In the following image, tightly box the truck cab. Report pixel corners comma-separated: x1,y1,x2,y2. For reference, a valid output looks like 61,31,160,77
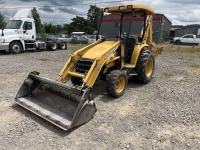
0,9,36,53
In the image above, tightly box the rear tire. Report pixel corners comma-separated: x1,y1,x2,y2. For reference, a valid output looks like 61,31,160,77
59,42,66,50
105,70,127,98
9,41,22,54
49,42,57,51
133,49,155,84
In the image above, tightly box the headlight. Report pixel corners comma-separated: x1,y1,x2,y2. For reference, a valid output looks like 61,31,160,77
0,38,5,43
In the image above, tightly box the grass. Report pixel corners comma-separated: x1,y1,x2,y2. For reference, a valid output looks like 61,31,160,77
156,43,200,57
68,43,200,57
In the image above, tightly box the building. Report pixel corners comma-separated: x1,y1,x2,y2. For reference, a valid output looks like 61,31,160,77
170,25,183,37
98,13,172,43
174,24,200,38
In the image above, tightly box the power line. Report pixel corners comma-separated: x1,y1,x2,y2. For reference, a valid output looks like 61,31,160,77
0,0,134,9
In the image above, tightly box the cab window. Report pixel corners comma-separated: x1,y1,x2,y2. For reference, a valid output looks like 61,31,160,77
183,35,193,38
23,22,32,30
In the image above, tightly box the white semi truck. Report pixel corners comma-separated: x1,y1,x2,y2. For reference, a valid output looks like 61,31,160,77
0,9,66,54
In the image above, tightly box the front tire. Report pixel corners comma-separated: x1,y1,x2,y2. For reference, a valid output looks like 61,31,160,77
9,42,22,54
133,49,155,84
105,70,127,98
175,40,181,45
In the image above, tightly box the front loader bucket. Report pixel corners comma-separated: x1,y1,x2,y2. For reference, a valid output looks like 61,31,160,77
15,72,96,131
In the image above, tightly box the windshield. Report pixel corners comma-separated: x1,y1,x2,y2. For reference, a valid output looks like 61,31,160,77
5,20,22,29
98,13,144,41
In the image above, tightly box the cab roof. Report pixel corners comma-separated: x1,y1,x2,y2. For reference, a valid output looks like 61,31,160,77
100,4,155,16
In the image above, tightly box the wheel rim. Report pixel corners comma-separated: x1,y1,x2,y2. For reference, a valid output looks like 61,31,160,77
115,76,125,93
146,57,153,77
12,44,20,53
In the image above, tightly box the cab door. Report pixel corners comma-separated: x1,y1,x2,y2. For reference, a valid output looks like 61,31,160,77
23,21,35,41
181,35,195,44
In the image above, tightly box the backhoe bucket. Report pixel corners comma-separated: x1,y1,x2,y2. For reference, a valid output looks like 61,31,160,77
15,72,96,130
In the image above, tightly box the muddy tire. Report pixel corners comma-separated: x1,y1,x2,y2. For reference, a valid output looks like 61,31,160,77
49,42,57,51
9,42,22,54
71,76,82,86
133,49,155,84
105,70,127,98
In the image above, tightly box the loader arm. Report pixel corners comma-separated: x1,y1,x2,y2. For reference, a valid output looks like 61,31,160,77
83,41,121,87
60,41,121,87
58,40,102,82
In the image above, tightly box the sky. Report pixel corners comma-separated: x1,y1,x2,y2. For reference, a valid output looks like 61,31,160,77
0,0,200,26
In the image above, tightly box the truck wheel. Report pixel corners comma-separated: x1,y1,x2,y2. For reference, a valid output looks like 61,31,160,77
49,42,57,51
133,49,155,84
59,42,66,50
105,70,127,98
175,40,181,45
71,76,82,86
9,42,22,54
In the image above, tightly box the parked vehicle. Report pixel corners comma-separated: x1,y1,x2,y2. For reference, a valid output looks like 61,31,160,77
57,35,71,43
173,34,200,45
45,35,67,50
71,36,89,44
87,35,106,44
0,9,67,54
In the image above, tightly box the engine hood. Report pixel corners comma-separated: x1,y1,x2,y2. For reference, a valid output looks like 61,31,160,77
82,41,120,59
0,29,21,43
0,29,19,37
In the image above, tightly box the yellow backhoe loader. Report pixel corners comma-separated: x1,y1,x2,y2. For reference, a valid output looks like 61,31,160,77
15,4,163,130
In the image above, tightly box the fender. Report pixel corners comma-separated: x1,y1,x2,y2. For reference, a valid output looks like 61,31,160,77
130,44,149,66
9,40,25,50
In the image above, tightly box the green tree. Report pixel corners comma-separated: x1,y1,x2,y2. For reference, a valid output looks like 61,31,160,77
0,12,6,29
31,7,42,33
64,16,94,34
56,25,63,33
87,5,100,29
44,22,58,34
63,5,100,34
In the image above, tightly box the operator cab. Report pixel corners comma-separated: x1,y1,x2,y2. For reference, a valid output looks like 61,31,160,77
97,4,155,64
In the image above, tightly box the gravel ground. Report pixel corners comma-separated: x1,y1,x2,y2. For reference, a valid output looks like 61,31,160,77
0,45,199,150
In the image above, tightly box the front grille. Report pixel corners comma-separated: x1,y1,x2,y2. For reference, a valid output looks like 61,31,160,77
75,58,93,74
